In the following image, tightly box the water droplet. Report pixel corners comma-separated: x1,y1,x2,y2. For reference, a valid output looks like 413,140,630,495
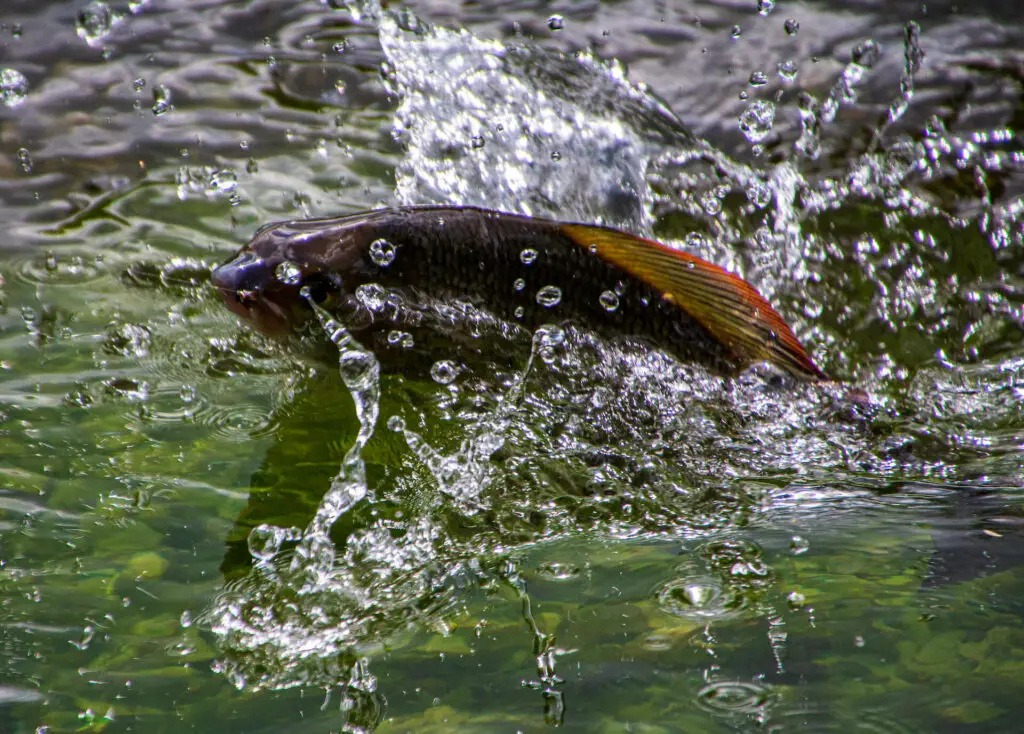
550,151,562,161
547,15,564,31
132,77,145,92
520,248,538,265
513,277,526,291
430,359,459,385
778,59,798,82
784,18,799,36
749,70,768,87
180,610,193,628
387,330,414,348
535,285,562,308
851,40,880,69
789,535,809,554
739,100,776,144
756,0,775,16
247,524,294,562
355,283,387,312
786,590,806,609
731,25,742,39
16,148,32,173
0,68,28,107
599,290,619,312
701,191,723,216
369,238,396,267
71,625,96,650
275,261,302,286
151,85,172,116
339,350,376,389
76,1,114,45
470,135,485,149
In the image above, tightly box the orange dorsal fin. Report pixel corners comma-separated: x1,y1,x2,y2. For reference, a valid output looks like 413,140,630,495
561,224,827,380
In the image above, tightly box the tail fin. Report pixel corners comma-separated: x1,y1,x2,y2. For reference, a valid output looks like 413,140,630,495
562,224,827,380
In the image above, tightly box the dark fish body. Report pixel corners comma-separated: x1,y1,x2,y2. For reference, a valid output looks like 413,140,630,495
212,206,826,379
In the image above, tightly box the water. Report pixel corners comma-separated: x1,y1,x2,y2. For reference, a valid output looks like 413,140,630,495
1,0,1023,731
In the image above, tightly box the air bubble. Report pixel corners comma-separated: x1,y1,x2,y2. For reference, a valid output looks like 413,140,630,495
756,0,775,16
520,248,538,265
749,71,768,87
387,415,405,432
784,18,799,36
547,15,564,31
513,278,526,291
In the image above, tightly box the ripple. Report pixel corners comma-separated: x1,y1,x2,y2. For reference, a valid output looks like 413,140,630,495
775,705,925,734
141,383,211,424
656,575,745,620
12,251,106,287
536,560,582,581
697,680,777,717
205,403,278,442
103,323,152,359
121,258,212,298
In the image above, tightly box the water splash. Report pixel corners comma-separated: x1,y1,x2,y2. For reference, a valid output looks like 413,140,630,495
376,9,692,229
291,287,380,588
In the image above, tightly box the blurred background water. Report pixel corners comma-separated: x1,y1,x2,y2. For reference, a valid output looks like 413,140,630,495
1,0,1023,731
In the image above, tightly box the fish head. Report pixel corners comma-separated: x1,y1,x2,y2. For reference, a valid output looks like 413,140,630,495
211,219,358,335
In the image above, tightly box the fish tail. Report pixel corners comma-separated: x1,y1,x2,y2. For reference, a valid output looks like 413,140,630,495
561,224,828,380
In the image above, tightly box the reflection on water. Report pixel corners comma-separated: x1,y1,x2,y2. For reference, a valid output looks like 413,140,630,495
0,0,1023,731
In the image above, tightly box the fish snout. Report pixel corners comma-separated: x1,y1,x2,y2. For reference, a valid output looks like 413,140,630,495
211,250,300,334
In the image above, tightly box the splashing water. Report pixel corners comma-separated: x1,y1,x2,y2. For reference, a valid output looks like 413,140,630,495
290,287,380,588
204,0,1024,703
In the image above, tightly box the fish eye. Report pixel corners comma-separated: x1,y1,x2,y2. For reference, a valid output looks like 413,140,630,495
301,273,340,305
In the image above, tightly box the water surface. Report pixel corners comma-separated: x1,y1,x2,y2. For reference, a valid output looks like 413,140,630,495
1,0,1023,731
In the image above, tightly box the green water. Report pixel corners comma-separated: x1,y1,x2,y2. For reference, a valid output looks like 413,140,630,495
1,0,1024,731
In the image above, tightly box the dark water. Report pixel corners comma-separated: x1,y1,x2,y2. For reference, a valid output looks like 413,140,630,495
1,0,1023,731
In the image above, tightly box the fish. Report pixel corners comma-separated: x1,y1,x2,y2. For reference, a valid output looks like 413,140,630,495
211,206,827,380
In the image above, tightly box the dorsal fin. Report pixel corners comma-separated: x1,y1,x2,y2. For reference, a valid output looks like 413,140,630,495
561,224,827,380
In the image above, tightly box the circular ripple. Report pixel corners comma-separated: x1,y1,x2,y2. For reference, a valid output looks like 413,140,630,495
13,251,106,287
656,575,745,620
775,705,925,734
204,403,278,442
697,680,777,717
536,560,582,581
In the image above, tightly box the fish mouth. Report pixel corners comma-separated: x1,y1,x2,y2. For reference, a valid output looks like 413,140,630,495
211,252,301,336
